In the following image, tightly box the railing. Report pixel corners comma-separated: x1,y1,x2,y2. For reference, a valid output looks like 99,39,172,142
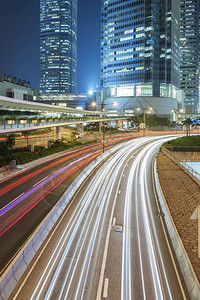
0,117,127,131
164,145,200,152
161,147,200,184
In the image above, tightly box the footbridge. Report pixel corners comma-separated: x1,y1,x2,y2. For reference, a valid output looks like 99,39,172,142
0,96,130,135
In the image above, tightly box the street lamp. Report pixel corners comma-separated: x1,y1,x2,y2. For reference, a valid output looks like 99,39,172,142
89,101,118,152
102,102,118,153
137,107,152,136
171,109,183,122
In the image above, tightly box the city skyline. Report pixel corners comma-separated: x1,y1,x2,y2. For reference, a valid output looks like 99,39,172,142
40,0,77,94
180,0,199,113
101,0,180,96
0,0,101,94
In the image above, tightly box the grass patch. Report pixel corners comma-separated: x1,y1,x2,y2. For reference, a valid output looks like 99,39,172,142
163,135,200,151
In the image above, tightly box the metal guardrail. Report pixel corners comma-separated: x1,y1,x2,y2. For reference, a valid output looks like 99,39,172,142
0,117,128,131
162,147,200,184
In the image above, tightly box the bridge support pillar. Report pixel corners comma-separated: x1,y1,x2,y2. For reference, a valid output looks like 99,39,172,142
56,126,61,140
77,123,84,138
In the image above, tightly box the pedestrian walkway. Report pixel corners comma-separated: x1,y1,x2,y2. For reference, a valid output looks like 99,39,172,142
157,152,200,283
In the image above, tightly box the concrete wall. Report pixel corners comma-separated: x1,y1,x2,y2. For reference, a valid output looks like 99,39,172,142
104,96,178,118
172,152,200,162
0,82,39,101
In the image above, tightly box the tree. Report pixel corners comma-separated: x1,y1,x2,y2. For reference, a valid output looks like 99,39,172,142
70,130,78,142
0,134,15,164
11,77,17,84
6,134,15,151
128,116,141,128
22,80,26,86
182,117,193,136
6,75,11,82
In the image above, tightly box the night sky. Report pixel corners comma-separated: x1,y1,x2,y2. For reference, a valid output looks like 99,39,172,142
0,0,101,94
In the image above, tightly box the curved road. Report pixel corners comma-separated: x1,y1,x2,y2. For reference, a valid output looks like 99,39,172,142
10,136,189,300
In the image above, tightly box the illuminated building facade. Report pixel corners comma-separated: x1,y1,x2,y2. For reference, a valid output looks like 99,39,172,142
180,0,199,113
100,0,180,102
40,0,77,95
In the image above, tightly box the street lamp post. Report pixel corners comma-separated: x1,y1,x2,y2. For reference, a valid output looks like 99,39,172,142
102,102,117,153
91,100,117,153
102,103,105,153
137,107,152,137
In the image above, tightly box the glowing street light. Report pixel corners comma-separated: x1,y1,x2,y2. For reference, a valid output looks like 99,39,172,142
88,90,93,96
137,107,153,136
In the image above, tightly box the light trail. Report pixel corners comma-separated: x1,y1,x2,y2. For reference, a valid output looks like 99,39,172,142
0,154,91,217
26,139,145,300
11,135,187,300
0,153,99,237
0,143,100,197
121,136,185,299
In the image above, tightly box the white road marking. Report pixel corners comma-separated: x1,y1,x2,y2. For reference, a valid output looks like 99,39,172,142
33,176,48,187
103,278,109,298
0,192,24,213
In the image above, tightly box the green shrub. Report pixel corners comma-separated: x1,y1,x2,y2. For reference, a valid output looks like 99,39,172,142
34,145,46,152
163,135,200,151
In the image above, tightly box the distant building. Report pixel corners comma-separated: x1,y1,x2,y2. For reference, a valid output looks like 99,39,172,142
100,0,183,116
180,0,199,113
40,0,77,95
0,73,39,101
40,93,89,110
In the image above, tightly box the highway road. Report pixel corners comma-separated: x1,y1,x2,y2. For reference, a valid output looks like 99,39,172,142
9,135,190,300
0,134,138,272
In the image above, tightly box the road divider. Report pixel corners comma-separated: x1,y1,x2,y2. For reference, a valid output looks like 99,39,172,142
0,143,126,300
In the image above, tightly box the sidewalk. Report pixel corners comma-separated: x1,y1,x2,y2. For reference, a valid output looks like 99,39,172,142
157,152,200,283
0,147,79,182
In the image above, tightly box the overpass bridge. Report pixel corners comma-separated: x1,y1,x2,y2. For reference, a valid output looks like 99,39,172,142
0,95,130,136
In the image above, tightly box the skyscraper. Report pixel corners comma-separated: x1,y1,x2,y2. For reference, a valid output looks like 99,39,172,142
180,0,199,113
40,0,77,95
100,0,180,103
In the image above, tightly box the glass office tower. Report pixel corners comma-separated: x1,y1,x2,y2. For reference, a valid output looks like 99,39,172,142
40,0,77,94
100,0,180,99
180,0,199,113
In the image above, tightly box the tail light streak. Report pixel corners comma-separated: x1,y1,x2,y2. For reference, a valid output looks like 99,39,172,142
0,153,99,237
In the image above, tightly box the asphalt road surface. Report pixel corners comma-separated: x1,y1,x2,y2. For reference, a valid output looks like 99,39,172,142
0,135,136,272
9,135,190,300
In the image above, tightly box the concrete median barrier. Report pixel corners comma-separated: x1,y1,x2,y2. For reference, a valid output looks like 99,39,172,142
0,146,116,299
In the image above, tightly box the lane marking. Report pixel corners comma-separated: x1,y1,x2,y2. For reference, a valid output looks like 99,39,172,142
0,192,24,213
103,278,109,298
33,176,48,187
118,190,121,194
113,218,116,226
96,157,129,300
12,160,99,300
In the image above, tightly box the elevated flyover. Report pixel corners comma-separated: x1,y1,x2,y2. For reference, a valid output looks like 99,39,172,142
0,96,130,134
